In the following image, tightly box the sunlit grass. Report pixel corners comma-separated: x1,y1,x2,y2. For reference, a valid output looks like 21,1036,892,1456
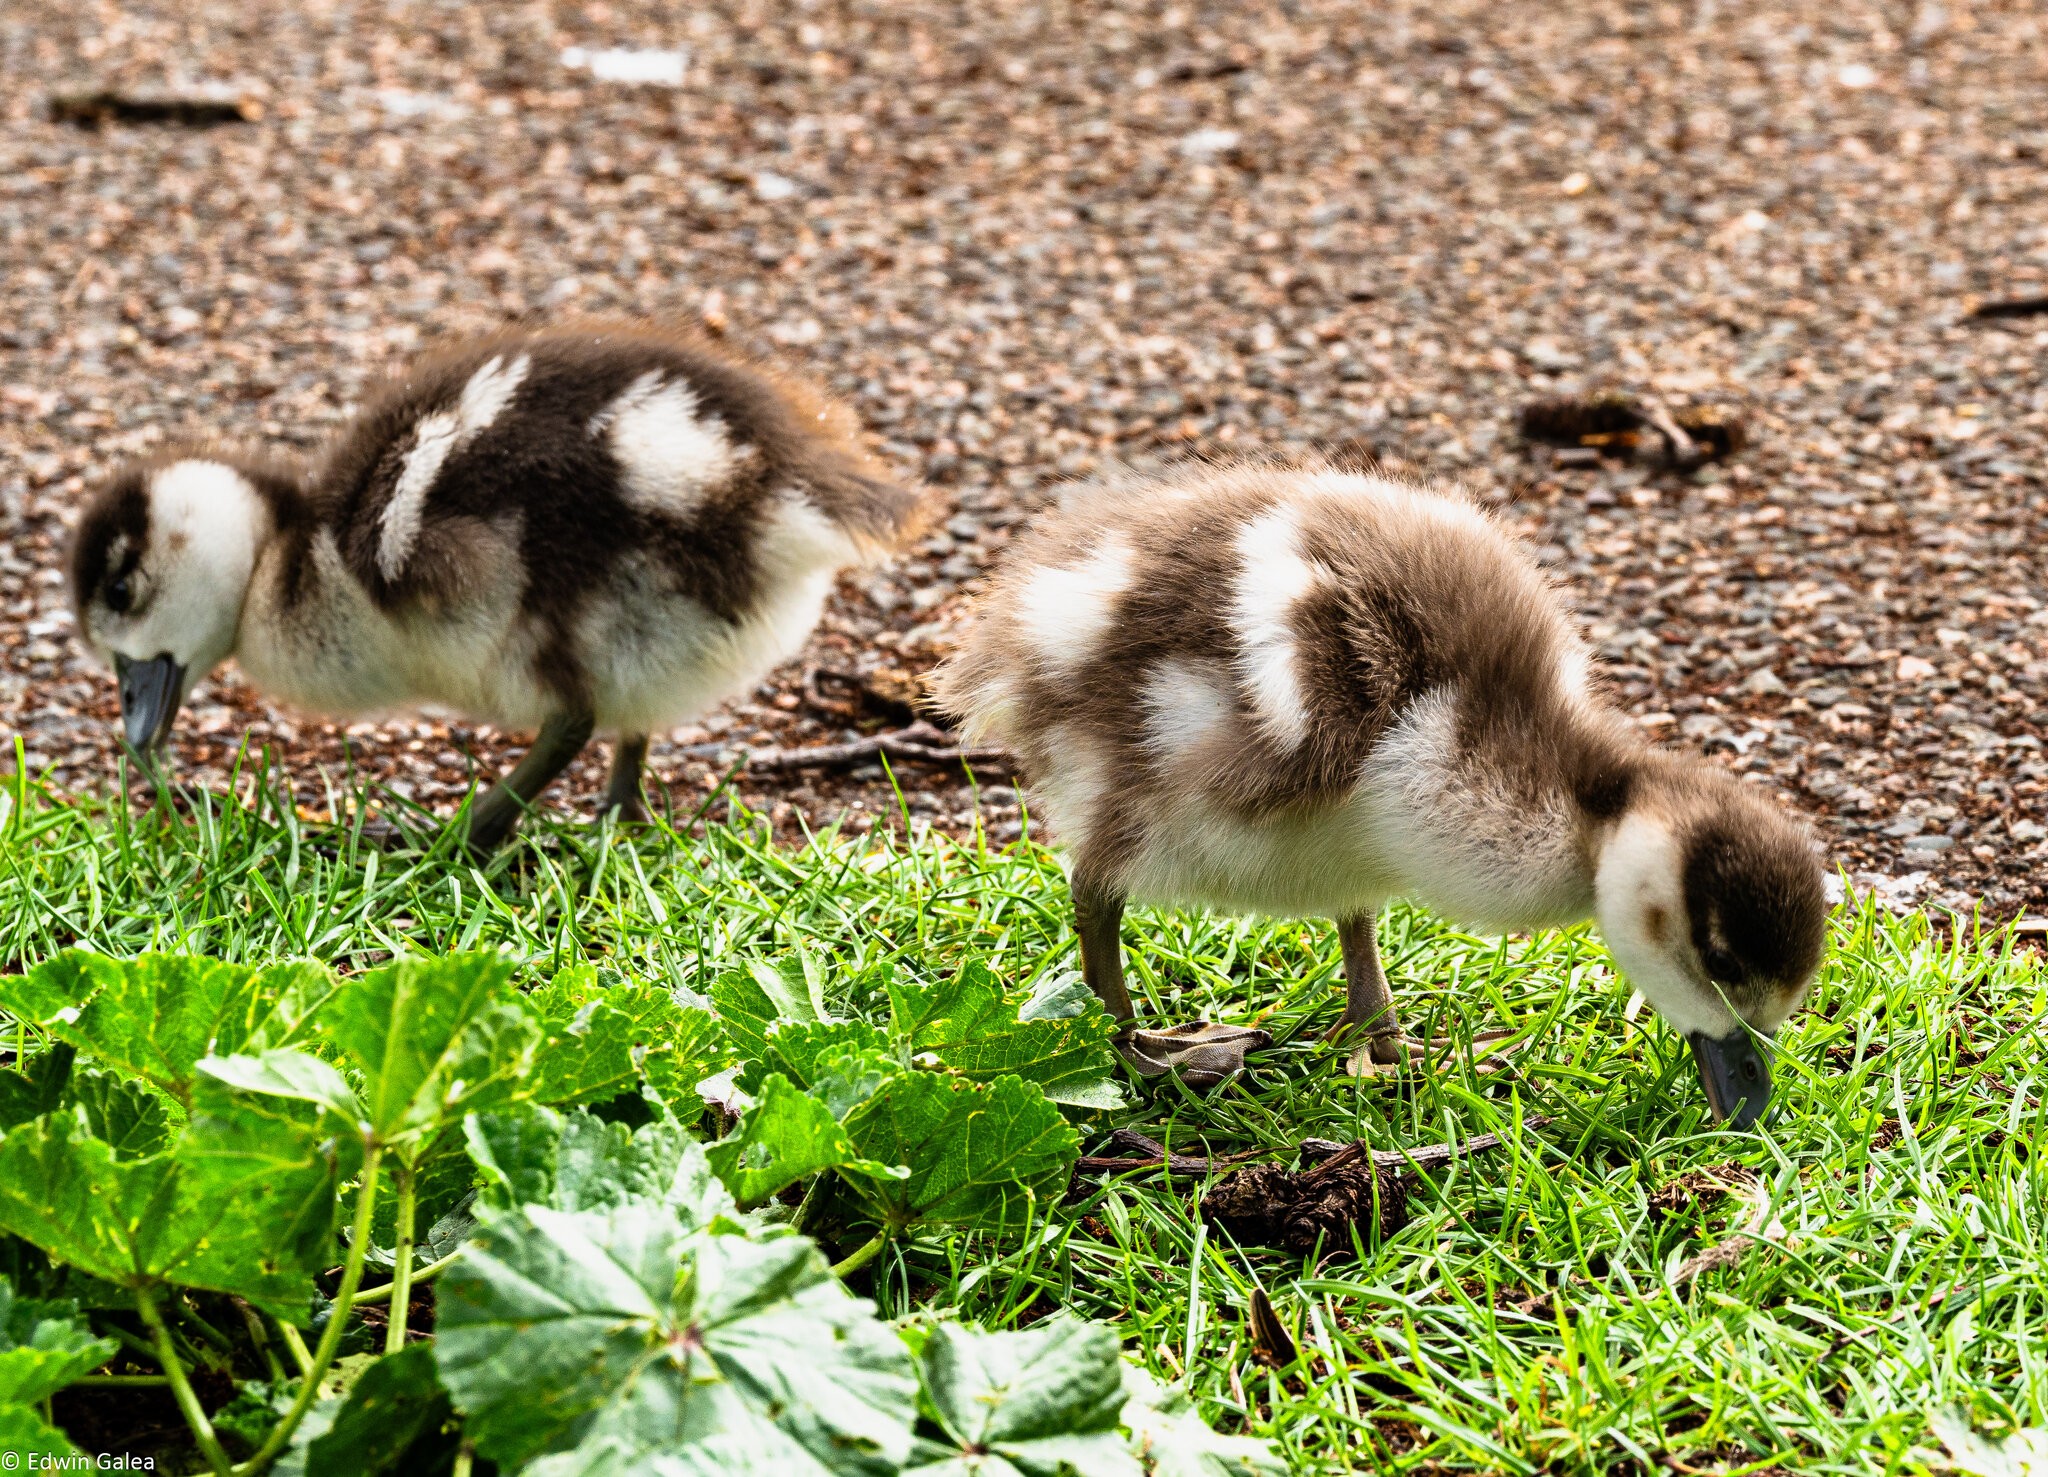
2,756,2044,1473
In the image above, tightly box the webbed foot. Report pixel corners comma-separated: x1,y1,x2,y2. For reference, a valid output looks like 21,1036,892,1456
1116,1022,1273,1091
1340,1027,1522,1079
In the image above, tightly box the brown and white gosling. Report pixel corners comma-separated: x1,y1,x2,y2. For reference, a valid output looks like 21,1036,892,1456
69,321,926,850
932,462,1827,1128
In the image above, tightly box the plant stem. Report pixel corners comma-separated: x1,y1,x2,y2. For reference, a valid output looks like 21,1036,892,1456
452,1441,474,1477
179,1299,238,1356
136,1286,233,1477
73,1374,172,1388
789,1175,823,1235
101,1321,160,1365
233,1143,384,1477
232,1298,284,1382
830,1230,890,1279
274,1319,313,1378
173,1322,228,1376
383,1160,417,1355
351,1244,461,1305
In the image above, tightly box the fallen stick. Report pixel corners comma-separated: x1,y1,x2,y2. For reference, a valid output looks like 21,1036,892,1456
1074,1128,1269,1176
1970,296,2048,320
1077,1119,1557,1179
50,91,259,127
800,666,923,726
1636,398,1703,470
1519,393,1745,467
1298,1117,1552,1173
742,721,1012,775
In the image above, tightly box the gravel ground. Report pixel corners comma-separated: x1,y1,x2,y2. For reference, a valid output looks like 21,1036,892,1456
2,0,2045,917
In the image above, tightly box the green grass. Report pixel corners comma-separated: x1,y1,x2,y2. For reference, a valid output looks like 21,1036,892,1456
2,751,2045,1474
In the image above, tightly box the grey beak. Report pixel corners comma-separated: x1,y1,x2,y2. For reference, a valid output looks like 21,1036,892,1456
114,653,187,752
1688,1028,1773,1130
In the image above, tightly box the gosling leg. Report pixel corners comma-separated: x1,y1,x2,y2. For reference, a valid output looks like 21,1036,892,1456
1075,875,1269,1091
465,710,596,853
1331,910,1519,1078
1332,910,1405,1073
1074,877,1134,1022
603,733,652,824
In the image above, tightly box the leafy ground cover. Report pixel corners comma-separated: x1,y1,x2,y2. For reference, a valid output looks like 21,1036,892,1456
0,760,2044,1474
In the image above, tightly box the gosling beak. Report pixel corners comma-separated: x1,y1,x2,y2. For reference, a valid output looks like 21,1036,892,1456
114,653,187,752
1687,1028,1773,1129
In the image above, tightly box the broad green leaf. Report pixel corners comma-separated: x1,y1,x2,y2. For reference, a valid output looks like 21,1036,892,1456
733,1019,890,1098
1118,1366,1282,1477
416,1194,479,1266
0,1106,336,1318
279,1344,459,1477
466,1103,734,1224
911,1318,1137,1477
436,1205,916,1473
890,963,1123,1110
842,1073,1077,1233
0,954,336,1104
199,1048,360,1125
710,958,832,1068
0,1113,183,1290
213,1376,300,1455
0,1401,80,1462
719,959,1121,1112
319,955,538,1158
1934,1409,2048,1477
706,1073,908,1209
0,1276,118,1406
366,1140,476,1269
811,1046,904,1122
1019,972,1097,1023
0,1044,74,1131
0,1234,125,1313
639,1024,731,1118
527,967,728,1109
523,1432,825,1477
0,1036,73,1130
63,1066,177,1159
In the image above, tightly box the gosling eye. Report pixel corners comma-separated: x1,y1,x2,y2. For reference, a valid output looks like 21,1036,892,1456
1701,945,1747,988
106,574,133,614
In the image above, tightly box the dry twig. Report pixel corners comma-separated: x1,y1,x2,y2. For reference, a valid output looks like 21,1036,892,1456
743,721,1012,775
1970,296,2048,320
50,91,260,127
1074,1128,1268,1176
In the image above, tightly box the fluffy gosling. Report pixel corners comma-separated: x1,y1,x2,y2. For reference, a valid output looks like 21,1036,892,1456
70,321,926,849
932,462,1826,1126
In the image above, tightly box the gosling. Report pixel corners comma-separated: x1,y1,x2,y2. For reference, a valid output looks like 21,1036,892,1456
931,461,1827,1127
69,321,926,850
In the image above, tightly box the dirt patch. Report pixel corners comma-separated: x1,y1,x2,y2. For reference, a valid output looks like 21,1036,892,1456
2,0,2045,913
1646,1163,1757,1223
1203,1154,1415,1251
1199,1121,1545,1253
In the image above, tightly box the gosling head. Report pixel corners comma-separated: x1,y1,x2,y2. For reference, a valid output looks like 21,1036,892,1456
68,449,291,752
1592,766,1828,1130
